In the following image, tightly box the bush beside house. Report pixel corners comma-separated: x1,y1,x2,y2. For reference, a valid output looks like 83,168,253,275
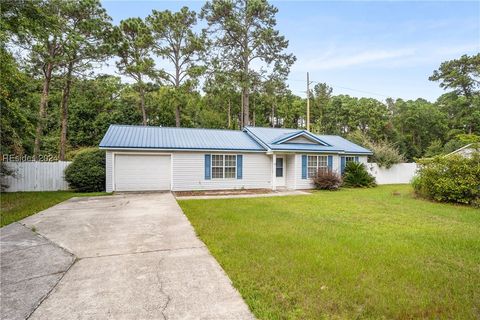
313,170,342,190
313,162,376,190
65,148,105,192
413,153,480,207
343,162,377,188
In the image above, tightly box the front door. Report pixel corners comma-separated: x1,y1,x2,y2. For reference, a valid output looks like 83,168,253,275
275,156,286,187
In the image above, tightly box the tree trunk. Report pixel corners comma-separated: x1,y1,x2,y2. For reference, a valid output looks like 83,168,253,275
227,98,231,129
136,74,147,125
139,85,147,125
240,92,244,128
252,96,256,126
34,62,53,159
175,102,181,127
242,46,250,126
59,62,74,161
242,83,249,127
271,104,275,128
175,63,181,127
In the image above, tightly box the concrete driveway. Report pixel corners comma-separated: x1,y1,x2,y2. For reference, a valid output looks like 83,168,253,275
3,193,253,319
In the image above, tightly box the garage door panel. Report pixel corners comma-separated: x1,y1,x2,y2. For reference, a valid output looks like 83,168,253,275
115,155,171,191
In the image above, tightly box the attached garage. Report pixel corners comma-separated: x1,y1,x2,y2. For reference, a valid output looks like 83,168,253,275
114,154,171,191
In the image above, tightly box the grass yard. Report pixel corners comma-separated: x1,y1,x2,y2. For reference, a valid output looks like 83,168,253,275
179,185,480,319
1,191,109,227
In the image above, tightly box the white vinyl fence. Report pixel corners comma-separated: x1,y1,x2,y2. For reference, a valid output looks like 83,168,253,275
2,161,71,192
366,163,418,185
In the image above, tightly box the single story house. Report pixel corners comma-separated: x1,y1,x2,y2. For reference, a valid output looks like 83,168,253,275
99,125,372,192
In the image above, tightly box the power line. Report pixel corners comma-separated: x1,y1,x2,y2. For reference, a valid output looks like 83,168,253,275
289,78,395,100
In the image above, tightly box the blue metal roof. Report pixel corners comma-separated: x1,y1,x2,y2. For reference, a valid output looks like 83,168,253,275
244,127,373,154
99,124,372,154
99,125,265,151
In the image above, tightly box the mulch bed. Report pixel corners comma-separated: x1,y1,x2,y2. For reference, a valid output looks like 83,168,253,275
173,189,273,197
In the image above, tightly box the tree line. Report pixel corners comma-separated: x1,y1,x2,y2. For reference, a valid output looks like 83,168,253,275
1,0,479,162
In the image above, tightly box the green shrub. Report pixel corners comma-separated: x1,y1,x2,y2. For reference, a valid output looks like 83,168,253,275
369,140,405,168
65,148,105,192
342,162,376,188
413,153,480,206
313,169,342,190
66,147,93,161
0,161,15,192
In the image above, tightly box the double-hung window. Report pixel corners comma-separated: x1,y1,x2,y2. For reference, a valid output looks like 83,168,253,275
307,155,328,178
211,155,236,179
345,156,356,163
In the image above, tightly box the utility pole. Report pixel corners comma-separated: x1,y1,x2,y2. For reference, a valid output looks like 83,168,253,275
306,72,310,131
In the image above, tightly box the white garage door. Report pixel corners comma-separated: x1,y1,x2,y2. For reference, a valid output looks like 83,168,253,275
114,154,171,191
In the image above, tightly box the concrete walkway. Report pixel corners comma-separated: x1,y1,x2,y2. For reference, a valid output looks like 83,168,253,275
176,190,311,200
3,193,253,319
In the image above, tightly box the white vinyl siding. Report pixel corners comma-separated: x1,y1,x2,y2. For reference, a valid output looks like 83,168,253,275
172,152,271,191
106,151,113,192
357,156,368,165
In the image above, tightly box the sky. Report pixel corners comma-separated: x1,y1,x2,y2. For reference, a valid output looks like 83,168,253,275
101,0,480,102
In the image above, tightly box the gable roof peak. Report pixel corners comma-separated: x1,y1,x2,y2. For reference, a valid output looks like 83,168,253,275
271,130,331,146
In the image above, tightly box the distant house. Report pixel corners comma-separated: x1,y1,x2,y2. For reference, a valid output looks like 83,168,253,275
99,125,372,192
446,143,479,158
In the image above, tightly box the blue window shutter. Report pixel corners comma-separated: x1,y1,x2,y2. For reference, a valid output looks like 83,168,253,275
301,155,307,179
355,156,359,162
205,154,211,180
327,155,333,171
237,155,243,179
340,156,346,174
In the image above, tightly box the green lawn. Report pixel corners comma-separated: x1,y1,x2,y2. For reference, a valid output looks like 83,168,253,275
1,191,109,227
179,185,480,319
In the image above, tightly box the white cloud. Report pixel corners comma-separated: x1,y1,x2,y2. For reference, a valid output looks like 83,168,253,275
293,42,479,72
294,48,415,71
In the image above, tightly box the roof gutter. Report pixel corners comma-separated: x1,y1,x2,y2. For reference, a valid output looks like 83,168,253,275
99,146,372,155
267,149,373,155
99,147,266,153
